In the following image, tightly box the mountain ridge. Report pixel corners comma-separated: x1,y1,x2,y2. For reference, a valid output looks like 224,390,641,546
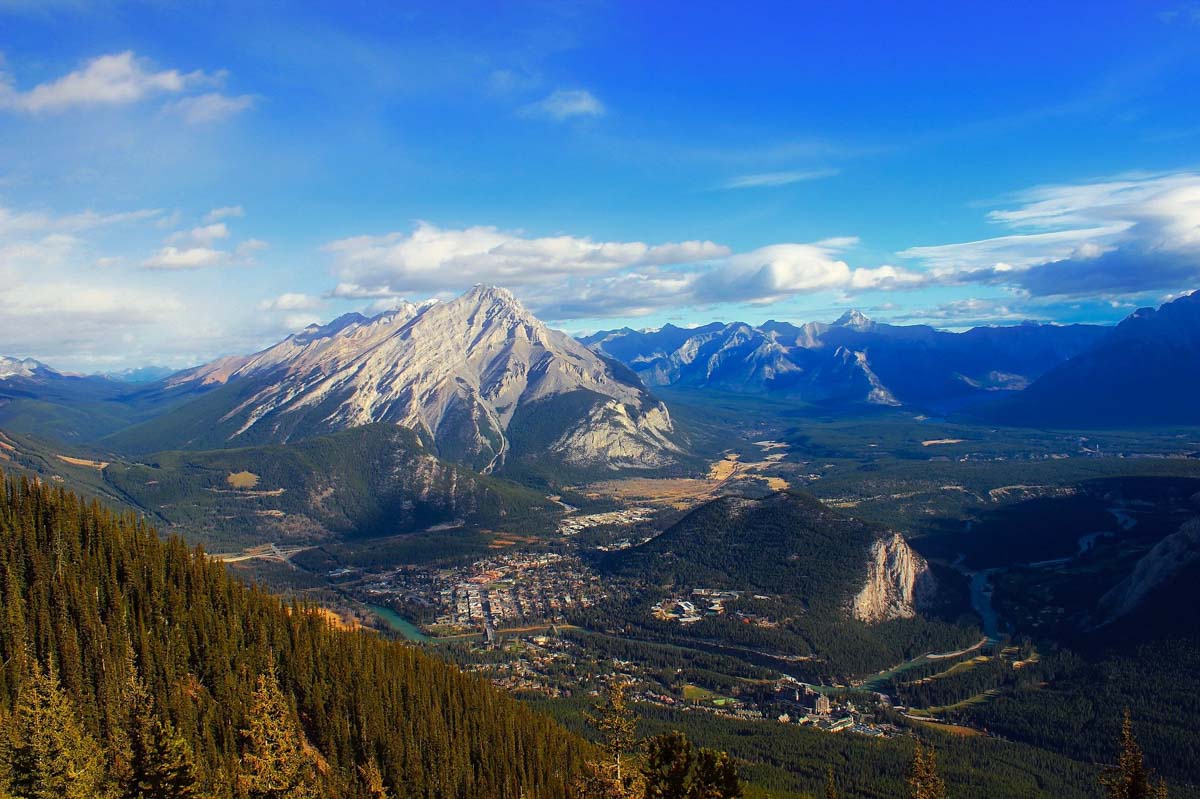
582,312,1107,410
110,285,683,472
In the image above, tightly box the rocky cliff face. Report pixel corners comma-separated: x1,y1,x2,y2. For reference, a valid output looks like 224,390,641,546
1100,519,1200,621
166,286,681,471
852,533,937,623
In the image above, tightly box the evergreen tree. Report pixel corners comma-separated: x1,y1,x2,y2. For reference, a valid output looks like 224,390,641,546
643,732,692,799
639,732,743,799
907,742,947,799
236,670,323,799
124,668,201,799
1,662,108,799
688,749,741,799
1101,710,1169,799
358,760,391,799
574,680,642,799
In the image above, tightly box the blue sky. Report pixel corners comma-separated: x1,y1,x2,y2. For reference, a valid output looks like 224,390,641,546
1,0,1199,370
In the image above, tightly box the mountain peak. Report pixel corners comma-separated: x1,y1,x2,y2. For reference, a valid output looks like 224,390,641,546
461,284,522,309
834,309,873,329
0,356,53,381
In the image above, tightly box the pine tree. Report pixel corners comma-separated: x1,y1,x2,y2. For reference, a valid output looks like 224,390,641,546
124,668,201,799
574,680,643,799
907,742,947,799
638,732,743,799
643,732,692,799
1101,709,1169,799
236,671,322,799
1,662,108,799
688,748,742,799
358,759,390,799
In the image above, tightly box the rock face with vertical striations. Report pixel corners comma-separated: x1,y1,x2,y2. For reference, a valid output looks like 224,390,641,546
851,532,937,623
119,285,681,472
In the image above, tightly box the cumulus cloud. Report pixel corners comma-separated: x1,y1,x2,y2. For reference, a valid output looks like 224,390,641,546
0,199,274,370
165,92,255,123
521,89,605,120
693,240,923,304
168,223,229,246
324,221,729,295
142,246,228,270
235,238,268,259
258,292,324,312
0,51,213,113
719,168,839,189
323,224,931,320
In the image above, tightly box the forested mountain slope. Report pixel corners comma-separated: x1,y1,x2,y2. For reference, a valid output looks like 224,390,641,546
981,291,1200,427
0,473,582,798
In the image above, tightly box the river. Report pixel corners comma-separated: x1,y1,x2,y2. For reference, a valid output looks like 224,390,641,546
366,604,430,642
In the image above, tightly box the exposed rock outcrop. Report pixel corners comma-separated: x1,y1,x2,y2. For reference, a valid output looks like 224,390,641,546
852,533,937,623
1099,519,1200,621
164,285,680,471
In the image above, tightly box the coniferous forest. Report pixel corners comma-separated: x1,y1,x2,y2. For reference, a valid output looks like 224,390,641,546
0,473,582,798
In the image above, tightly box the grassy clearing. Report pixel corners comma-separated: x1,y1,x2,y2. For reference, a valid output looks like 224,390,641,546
226,470,260,489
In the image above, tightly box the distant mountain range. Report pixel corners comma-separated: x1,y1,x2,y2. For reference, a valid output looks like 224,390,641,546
4,289,1198,469
583,311,1107,411
981,291,1200,427
2,286,683,474
584,292,1200,425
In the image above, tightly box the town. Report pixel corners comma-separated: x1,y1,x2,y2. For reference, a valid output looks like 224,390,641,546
355,552,606,636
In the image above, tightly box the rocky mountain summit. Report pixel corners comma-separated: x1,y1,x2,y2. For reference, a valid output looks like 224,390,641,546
148,285,681,471
984,291,1200,426
851,532,937,623
583,311,1105,411
0,356,55,381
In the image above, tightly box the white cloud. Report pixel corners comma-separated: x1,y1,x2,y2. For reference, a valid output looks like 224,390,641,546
235,239,268,259
165,92,255,123
205,205,244,222
0,278,191,365
0,51,213,113
322,223,931,320
899,171,1200,297
323,221,728,294
893,298,1034,324
720,168,840,189
258,292,323,312
521,89,605,120
900,226,1128,275
168,222,229,246
142,246,228,270
0,205,160,235
694,240,923,304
